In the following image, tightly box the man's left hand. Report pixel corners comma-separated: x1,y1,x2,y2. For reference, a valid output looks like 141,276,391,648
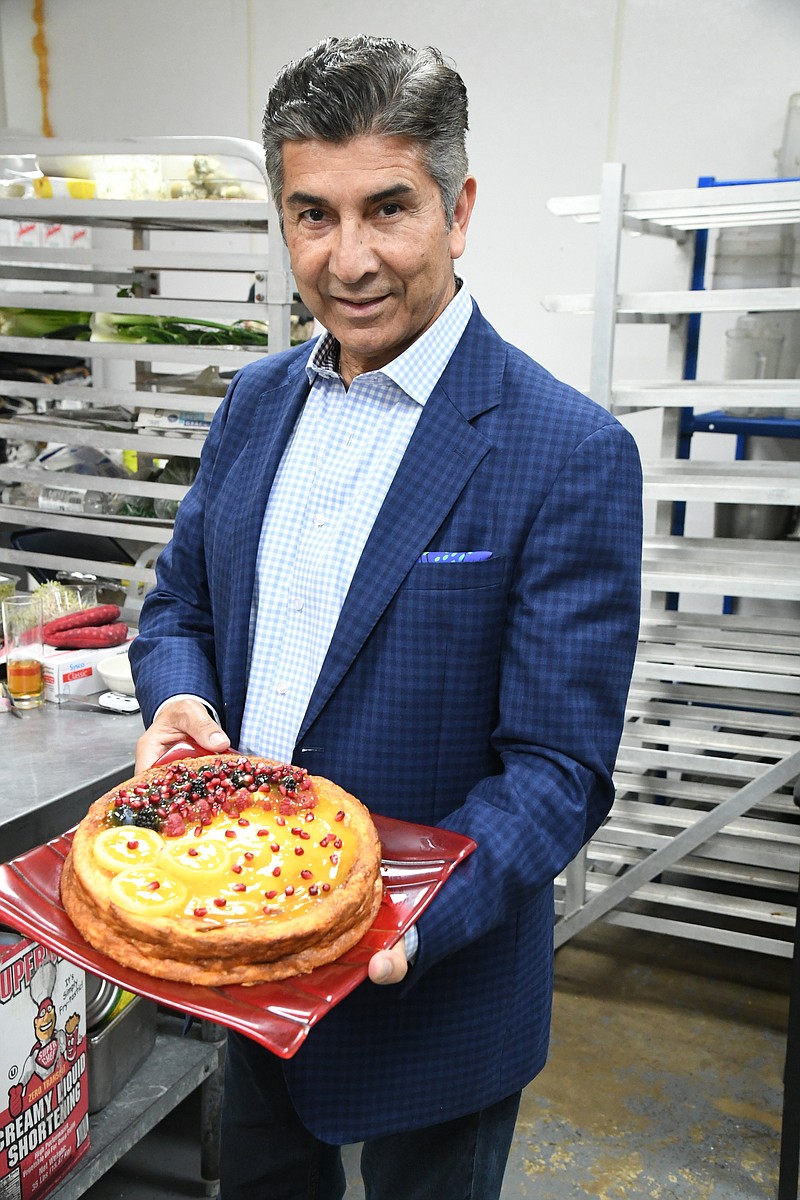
368,942,408,986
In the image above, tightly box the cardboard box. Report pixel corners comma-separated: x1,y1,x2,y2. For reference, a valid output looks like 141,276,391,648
0,937,89,1199
42,639,133,704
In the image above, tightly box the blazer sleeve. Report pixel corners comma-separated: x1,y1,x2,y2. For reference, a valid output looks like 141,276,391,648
411,418,643,976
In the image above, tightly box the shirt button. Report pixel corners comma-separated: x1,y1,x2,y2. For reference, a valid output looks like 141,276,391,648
313,513,326,528
294,597,304,611
275,681,288,695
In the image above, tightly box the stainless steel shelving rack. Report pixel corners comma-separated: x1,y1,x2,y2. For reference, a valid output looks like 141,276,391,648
545,165,800,957
0,137,294,616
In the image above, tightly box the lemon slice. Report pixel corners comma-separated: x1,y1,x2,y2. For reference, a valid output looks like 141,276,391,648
109,867,189,917
93,826,164,872
158,838,233,883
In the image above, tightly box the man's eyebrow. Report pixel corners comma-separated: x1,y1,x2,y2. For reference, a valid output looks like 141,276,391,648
284,183,416,209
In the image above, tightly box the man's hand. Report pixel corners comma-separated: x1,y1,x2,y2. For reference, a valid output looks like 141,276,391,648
135,698,230,772
368,941,408,986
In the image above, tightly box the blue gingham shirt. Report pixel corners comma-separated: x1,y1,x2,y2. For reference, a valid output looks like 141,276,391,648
239,279,472,762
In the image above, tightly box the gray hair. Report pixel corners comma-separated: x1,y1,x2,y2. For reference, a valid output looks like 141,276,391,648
262,35,469,229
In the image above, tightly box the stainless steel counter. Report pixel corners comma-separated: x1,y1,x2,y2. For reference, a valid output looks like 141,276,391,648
0,703,142,859
0,702,225,1197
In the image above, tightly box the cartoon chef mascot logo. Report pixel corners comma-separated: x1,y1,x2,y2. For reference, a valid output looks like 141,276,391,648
7,956,80,1118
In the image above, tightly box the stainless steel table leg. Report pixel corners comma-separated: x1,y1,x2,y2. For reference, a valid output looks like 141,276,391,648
200,1022,226,1196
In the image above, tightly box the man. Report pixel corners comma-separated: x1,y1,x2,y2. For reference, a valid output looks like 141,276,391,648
130,34,642,1200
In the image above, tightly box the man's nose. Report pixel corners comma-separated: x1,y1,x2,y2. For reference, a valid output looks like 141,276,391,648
329,219,379,282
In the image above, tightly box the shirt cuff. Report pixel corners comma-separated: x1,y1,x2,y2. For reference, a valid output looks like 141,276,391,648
403,925,419,964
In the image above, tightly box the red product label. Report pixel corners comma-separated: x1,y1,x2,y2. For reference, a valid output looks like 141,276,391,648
62,668,92,683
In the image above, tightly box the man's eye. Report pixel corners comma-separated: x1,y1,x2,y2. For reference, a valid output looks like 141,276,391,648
380,203,402,217
301,209,326,223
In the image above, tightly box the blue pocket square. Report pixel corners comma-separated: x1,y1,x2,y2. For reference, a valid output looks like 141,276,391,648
417,550,493,563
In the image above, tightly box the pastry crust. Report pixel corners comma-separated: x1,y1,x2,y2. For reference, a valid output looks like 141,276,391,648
61,754,383,985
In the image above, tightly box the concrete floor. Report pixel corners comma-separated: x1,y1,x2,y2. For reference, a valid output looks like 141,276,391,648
78,923,794,1200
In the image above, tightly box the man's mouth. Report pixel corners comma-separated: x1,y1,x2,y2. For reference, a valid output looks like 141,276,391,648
333,294,389,312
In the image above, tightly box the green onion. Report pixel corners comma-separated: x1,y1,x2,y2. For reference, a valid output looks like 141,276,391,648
90,312,269,347
0,307,91,338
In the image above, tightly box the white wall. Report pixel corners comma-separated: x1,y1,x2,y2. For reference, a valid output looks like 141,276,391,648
0,0,798,395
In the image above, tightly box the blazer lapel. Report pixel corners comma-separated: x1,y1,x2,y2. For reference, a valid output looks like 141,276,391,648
297,311,505,741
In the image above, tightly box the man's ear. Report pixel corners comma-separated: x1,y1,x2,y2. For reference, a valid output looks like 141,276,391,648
449,175,477,261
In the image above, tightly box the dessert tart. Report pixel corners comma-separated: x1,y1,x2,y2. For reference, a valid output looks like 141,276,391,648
60,754,383,985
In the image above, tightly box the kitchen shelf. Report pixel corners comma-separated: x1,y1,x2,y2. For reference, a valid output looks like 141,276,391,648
48,1012,224,1200
546,165,800,956
0,136,296,610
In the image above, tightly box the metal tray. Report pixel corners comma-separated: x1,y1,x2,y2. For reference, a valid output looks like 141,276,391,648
87,994,158,1113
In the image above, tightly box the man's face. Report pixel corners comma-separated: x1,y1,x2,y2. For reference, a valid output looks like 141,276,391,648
281,134,475,385
34,1001,56,1043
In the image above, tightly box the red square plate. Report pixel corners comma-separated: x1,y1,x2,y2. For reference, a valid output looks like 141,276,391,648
0,764,475,1058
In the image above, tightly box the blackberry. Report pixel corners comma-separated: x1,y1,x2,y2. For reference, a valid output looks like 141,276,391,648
133,807,163,832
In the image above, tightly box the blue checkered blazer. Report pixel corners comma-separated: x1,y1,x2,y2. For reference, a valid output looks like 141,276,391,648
131,302,643,1142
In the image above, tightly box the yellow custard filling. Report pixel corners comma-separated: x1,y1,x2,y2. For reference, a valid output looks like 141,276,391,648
95,802,355,924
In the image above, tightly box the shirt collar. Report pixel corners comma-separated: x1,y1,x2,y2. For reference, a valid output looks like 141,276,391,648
306,277,472,405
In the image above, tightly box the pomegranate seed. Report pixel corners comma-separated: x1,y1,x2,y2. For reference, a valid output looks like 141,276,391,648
308,885,319,895
334,838,343,849
294,847,304,856
238,817,250,827
146,880,160,891
270,842,280,852
264,890,277,899
300,869,313,879
322,883,331,892
126,839,139,850
276,816,286,826
232,882,246,893
305,812,315,822
225,830,236,839
194,906,208,918
231,863,243,874
285,885,295,896
187,848,199,857
244,851,254,861
291,827,302,836
335,810,345,822
257,828,269,837
272,866,281,877
330,853,339,864
213,897,227,908
194,825,203,837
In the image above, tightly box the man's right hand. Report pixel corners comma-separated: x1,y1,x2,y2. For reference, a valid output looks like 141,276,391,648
135,697,230,772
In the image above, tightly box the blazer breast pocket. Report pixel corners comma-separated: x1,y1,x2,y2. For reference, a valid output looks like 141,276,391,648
402,554,507,592
394,555,509,652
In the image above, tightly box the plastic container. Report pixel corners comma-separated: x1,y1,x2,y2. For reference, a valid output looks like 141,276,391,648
724,315,785,381
713,226,793,290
